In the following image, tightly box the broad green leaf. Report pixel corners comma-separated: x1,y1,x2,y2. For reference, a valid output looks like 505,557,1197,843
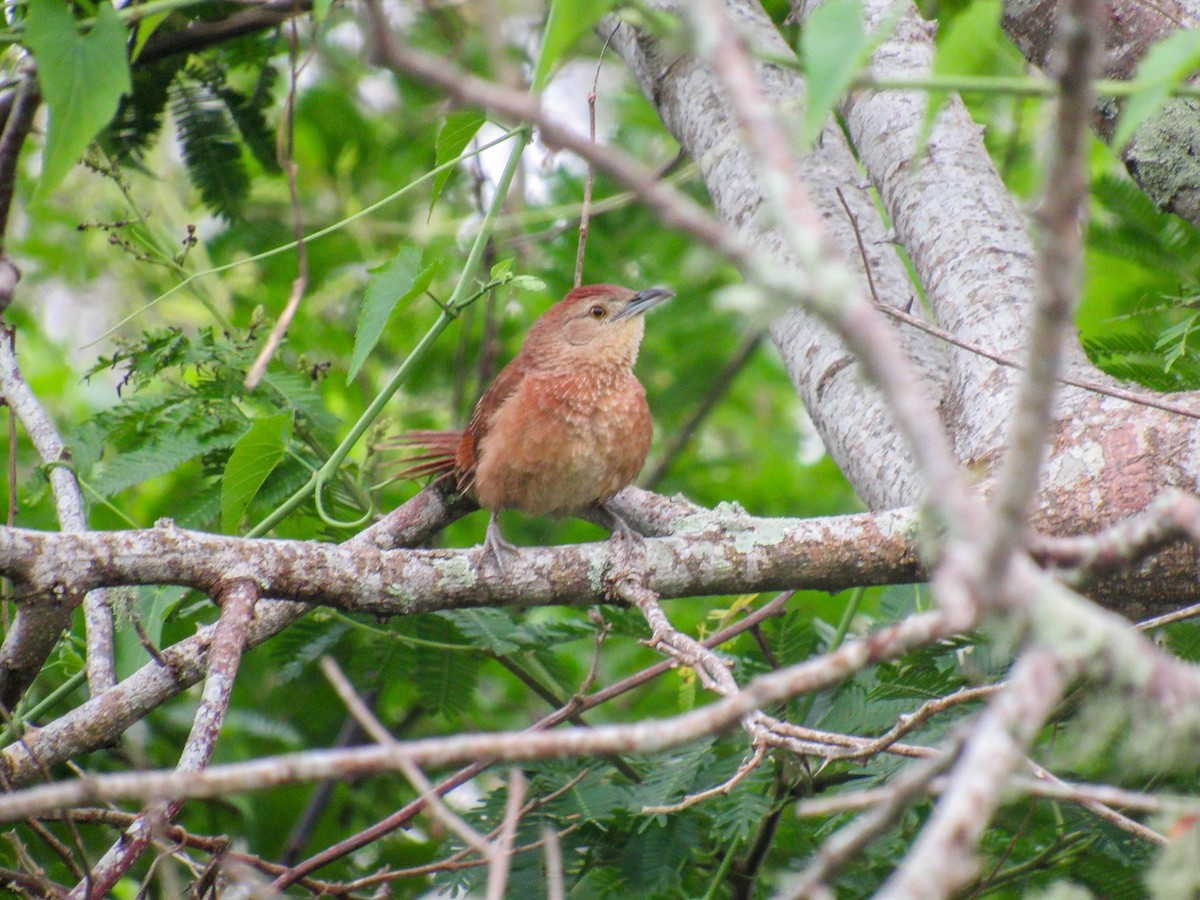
801,0,883,144
1113,29,1200,151
532,0,618,91
25,0,131,193
347,247,436,383
221,412,293,532
429,111,485,214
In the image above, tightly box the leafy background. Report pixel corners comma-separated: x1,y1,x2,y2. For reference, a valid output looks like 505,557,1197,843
2,0,1199,896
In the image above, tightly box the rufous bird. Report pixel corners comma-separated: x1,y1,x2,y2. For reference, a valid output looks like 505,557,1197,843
394,283,673,561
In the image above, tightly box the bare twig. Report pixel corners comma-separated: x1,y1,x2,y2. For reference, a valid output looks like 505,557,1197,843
785,741,961,899
486,769,526,900
0,611,956,823
68,579,260,898
136,0,314,65
874,301,1200,423
0,74,39,256
980,0,1101,588
319,655,491,857
643,743,767,814
273,591,795,888
0,327,115,707
543,823,565,900
574,26,618,285
244,7,314,389
879,647,1073,899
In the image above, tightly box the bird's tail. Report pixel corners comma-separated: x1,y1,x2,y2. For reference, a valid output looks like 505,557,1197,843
380,430,462,481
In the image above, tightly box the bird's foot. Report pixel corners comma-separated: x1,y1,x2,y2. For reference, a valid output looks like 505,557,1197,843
481,512,518,569
601,503,646,561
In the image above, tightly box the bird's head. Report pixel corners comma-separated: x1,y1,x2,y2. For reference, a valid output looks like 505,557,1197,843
524,284,673,371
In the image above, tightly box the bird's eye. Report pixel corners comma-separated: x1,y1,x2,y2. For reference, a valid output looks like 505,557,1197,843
589,305,606,319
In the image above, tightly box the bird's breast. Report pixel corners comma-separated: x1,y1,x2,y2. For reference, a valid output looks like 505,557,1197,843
470,367,652,515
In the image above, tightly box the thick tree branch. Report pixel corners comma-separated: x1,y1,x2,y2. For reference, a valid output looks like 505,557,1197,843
0,504,921,628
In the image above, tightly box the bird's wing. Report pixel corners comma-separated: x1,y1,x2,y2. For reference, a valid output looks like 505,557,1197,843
456,355,530,491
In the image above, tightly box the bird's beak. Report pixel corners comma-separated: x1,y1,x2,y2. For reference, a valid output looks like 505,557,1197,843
615,287,674,319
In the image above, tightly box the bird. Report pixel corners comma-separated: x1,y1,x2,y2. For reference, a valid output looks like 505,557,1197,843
392,283,673,562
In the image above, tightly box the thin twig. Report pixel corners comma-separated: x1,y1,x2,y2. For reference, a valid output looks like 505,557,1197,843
644,744,767,814
980,0,1101,590
574,25,618,286
543,823,565,900
785,741,961,899
272,591,794,887
0,74,39,254
69,580,260,898
486,769,526,900
319,655,491,856
245,7,314,389
0,327,116,705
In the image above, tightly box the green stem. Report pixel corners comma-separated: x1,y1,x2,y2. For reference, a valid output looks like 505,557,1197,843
794,586,867,726
0,669,87,747
701,838,742,900
829,585,866,652
249,127,532,536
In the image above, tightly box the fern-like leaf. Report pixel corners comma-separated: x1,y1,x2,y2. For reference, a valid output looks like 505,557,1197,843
171,77,250,219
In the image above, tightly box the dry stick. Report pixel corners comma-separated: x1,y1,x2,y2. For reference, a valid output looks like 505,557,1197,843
1026,761,1165,846
574,26,617,286
785,738,963,900
58,807,375,897
880,647,1073,899
642,330,765,491
344,825,583,893
1030,489,1200,579
543,824,565,900
4,397,14,629
0,328,116,705
0,74,39,257
318,656,491,857
244,8,313,390
68,580,260,899
273,591,796,888
487,770,527,900
980,0,1101,589
136,0,314,66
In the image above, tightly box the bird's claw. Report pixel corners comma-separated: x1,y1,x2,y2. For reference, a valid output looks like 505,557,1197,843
481,512,518,569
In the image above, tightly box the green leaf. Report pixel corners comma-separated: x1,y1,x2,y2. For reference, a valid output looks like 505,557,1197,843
171,78,250,219
801,0,877,144
220,412,293,532
1113,29,1200,151
430,111,485,214
347,247,436,383
532,0,618,91
25,0,131,192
